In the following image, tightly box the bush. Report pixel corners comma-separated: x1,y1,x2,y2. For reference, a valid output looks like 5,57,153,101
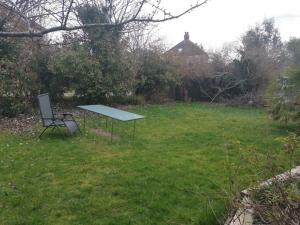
49,47,104,103
0,97,30,118
184,73,244,102
0,21,40,117
49,44,136,104
251,178,300,225
269,65,300,126
0,56,38,117
135,50,180,101
108,95,146,105
37,47,67,101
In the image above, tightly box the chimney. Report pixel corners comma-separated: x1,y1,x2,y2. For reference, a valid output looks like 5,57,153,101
184,32,189,40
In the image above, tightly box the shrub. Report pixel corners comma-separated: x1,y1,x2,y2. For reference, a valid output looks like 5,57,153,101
36,47,67,101
49,47,104,103
0,57,38,117
251,178,300,225
0,97,30,118
135,50,180,101
49,44,136,104
184,73,244,102
0,21,40,117
108,95,145,105
269,65,300,126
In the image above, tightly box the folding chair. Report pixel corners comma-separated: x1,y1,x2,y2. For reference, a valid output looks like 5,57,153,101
37,93,80,137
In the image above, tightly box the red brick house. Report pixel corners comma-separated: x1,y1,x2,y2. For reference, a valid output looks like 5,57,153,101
166,32,209,101
166,32,208,63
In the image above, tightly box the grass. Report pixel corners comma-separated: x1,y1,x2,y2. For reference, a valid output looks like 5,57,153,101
0,103,299,225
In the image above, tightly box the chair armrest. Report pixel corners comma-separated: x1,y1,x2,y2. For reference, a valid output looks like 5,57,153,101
54,112,73,116
54,113,74,119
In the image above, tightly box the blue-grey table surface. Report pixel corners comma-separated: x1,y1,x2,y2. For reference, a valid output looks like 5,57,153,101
77,105,145,121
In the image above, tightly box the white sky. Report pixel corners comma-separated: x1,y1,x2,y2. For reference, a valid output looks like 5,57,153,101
158,0,300,50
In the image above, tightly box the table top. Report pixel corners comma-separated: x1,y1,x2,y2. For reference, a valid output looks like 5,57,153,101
77,105,145,122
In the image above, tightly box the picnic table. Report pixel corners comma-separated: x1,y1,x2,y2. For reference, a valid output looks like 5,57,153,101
77,105,144,142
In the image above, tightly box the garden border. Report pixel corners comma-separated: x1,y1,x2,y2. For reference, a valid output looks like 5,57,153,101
224,166,300,225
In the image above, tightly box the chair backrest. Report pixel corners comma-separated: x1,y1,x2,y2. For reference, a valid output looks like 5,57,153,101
37,93,54,126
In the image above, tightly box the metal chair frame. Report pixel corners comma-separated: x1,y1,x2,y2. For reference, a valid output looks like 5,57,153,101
38,93,80,137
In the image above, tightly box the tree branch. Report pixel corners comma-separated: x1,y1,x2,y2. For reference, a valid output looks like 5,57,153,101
0,0,209,38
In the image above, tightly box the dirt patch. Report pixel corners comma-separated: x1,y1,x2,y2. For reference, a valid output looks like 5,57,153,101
0,109,84,136
90,128,119,140
0,114,39,136
0,107,123,137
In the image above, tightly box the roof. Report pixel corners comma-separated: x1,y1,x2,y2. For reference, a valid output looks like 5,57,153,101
165,32,208,57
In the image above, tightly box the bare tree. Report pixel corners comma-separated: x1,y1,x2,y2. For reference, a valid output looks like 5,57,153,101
198,72,245,103
0,0,209,38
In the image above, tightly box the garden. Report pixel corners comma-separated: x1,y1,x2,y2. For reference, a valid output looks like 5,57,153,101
1,1,300,224
0,103,299,225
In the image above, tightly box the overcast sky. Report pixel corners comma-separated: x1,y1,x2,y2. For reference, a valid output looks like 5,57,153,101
158,0,300,50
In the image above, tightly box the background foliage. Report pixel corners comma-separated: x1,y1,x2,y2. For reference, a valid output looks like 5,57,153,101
0,21,39,117
0,14,300,127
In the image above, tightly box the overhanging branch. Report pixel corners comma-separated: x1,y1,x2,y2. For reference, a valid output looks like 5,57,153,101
0,0,209,38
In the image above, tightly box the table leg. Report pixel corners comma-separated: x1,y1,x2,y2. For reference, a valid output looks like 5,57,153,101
111,119,114,143
84,111,86,130
133,120,136,141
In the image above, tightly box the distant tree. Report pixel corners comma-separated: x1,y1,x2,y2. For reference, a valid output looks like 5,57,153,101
36,45,69,100
269,65,300,125
75,4,136,100
0,20,39,117
0,20,15,58
268,38,300,126
77,3,122,57
49,46,106,103
186,49,244,102
136,49,180,101
238,18,285,103
287,38,300,65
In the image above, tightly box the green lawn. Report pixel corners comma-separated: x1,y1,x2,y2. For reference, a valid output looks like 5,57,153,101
0,103,299,225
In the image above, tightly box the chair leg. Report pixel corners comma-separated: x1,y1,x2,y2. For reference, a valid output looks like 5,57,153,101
51,126,57,132
72,114,80,134
74,120,81,134
39,126,49,138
